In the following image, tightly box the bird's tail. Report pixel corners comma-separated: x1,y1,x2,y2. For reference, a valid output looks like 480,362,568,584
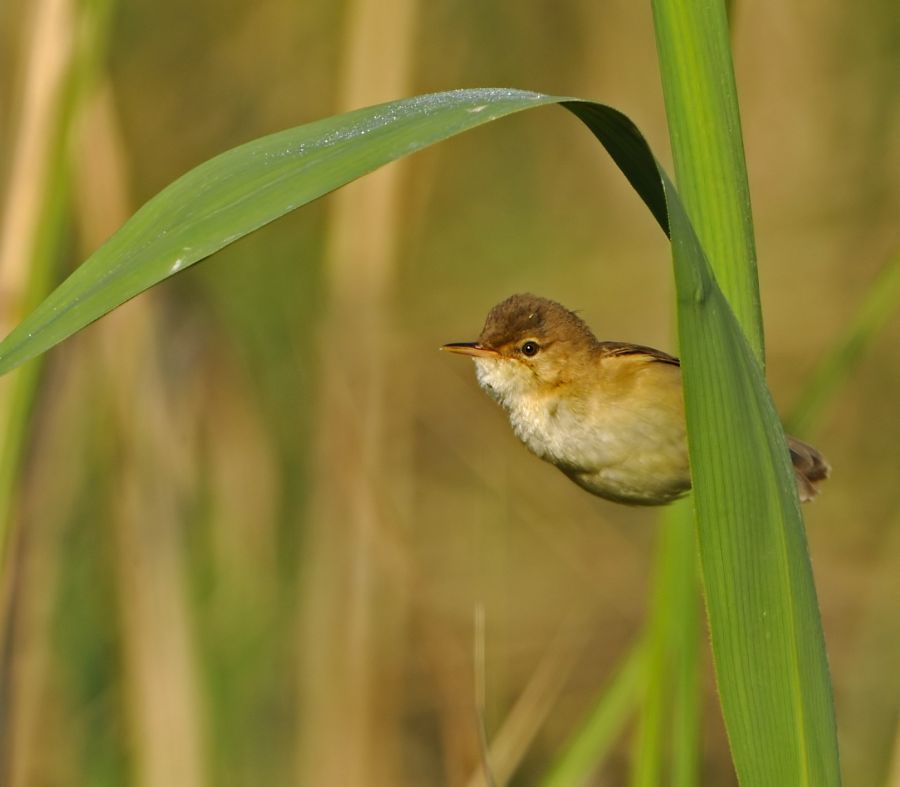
788,435,831,502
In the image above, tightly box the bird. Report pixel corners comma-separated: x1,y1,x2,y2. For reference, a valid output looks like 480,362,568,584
441,293,829,506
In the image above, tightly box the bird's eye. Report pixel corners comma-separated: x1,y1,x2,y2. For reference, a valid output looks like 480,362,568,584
521,341,540,357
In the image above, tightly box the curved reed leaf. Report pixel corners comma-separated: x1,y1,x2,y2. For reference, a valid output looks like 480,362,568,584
0,89,666,375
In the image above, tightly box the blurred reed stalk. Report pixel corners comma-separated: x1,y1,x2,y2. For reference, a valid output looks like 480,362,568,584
540,646,644,787
297,0,419,783
0,1,85,779
72,81,209,787
3,0,207,780
0,0,77,611
630,500,700,787
464,609,592,787
4,353,90,787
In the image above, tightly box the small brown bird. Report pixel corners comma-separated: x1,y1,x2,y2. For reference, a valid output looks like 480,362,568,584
442,294,829,506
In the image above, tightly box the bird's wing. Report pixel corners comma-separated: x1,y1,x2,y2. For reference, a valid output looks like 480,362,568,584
597,342,680,367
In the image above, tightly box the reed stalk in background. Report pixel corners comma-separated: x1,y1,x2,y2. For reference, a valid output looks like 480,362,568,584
1,0,104,782
0,1,98,779
630,501,700,787
77,83,209,787
0,0,76,593
298,0,418,783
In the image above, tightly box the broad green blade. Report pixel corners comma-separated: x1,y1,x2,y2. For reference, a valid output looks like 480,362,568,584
664,170,841,786
0,89,667,375
651,0,841,782
0,87,839,784
651,0,763,361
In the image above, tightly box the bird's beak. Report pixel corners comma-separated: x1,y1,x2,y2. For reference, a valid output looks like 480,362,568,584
440,342,499,359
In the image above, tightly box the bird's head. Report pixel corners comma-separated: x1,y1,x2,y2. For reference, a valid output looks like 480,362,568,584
442,293,599,409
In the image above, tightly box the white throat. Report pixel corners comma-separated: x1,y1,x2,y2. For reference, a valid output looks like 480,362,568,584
472,357,564,463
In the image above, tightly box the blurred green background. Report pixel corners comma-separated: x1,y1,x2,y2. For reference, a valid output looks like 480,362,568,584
1,0,899,785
